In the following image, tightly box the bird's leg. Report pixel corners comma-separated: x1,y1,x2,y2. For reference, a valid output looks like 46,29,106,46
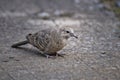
44,53,56,58
41,52,64,58
39,51,56,58
54,52,65,57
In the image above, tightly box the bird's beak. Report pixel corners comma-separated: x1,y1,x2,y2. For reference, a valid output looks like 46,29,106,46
70,33,78,39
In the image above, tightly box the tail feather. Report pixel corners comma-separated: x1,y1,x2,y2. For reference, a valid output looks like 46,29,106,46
11,40,29,48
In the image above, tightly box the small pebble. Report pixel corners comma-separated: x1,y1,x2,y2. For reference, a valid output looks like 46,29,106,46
94,0,100,3
15,59,20,61
2,60,9,62
74,0,80,4
54,10,73,17
97,3,111,10
9,56,14,59
38,12,50,19
97,3,105,9
101,52,106,54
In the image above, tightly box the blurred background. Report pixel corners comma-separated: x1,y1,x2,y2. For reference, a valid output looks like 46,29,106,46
0,0,120,80
0,0,119,19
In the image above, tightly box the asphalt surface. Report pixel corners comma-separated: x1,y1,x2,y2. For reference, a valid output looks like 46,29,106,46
0,0,120,80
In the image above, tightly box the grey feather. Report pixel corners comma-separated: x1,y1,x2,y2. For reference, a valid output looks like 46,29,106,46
11,27,77,55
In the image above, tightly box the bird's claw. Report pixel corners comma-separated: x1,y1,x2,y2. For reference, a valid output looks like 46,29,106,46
55,54,65,57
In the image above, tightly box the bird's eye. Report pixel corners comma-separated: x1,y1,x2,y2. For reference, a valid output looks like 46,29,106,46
66,31,69,33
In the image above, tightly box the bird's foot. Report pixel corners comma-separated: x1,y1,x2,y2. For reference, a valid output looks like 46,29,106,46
51,52,65,57
41,53,55,59
55,53,65,57
41,52,65,58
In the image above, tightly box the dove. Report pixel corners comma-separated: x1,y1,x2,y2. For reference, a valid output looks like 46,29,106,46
11,27,78,58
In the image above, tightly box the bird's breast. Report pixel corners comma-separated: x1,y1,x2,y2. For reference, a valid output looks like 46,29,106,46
47,38,66,53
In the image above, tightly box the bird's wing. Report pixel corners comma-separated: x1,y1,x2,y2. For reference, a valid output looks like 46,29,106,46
33,29,52,51
27,28,62,53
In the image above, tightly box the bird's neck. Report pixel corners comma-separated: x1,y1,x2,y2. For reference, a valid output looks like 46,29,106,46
62,38,67,46
62,36,69,40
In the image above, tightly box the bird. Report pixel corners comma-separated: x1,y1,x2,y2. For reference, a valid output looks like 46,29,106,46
11,27,78,58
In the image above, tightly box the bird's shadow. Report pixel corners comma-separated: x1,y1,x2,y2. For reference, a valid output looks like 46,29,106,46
13,46,46,57
12,46,61,58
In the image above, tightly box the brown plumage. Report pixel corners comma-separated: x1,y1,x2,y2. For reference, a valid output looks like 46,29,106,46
11,27,77,58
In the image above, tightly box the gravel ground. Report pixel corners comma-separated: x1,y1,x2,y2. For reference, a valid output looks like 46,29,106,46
0,0,120,80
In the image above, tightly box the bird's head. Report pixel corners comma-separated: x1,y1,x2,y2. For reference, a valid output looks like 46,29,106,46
59,27,78,40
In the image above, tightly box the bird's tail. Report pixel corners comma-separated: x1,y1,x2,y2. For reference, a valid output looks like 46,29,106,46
11,40,29,48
